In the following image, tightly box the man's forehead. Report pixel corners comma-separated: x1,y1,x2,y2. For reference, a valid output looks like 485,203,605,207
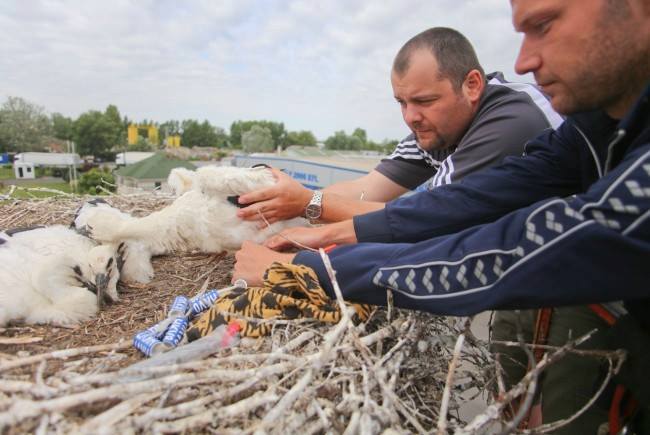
393,50,444,81
408,48,439,67
511,0,559,28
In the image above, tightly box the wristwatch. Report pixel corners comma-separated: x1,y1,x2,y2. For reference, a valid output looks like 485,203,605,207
304,190,323,221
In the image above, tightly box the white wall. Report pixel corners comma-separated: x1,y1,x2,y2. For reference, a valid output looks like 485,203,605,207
14,162,36,179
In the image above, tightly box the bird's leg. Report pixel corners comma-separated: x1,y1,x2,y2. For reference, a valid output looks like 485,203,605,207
88,209,168,247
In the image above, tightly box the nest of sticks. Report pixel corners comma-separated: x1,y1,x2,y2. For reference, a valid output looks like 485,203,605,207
0,188,624,434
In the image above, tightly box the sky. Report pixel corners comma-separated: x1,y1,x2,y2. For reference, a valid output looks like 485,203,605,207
0,0,530,142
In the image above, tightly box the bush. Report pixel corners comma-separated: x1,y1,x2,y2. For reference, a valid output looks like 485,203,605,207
211,149,230,160
78,168,116,194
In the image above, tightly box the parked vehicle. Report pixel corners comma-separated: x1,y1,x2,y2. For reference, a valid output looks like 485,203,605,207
13,152,82,179
13,152,81,167
115,152,155,166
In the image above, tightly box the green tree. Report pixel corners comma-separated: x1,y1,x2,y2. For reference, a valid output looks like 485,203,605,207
181,119,226,147
352,127,368,145
230,120,287,148
324,130,363,150
0,96,52,152
379,139,399,154
242,125,275,153
128,136,156,151
73,107,123,158
214,126,229,148
51,113,74,141
286,130,317,146
106,105,127,148
229,121,244,148
78,167,116,195
159,120,181,144
104,105,121,126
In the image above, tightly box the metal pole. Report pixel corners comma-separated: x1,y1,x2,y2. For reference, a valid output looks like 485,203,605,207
71,141,78,193
67,140,73,191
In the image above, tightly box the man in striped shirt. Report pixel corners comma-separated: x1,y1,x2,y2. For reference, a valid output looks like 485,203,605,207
382,69,562,191
236,27,561,224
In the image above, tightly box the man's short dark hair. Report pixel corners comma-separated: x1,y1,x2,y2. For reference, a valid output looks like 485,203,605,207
393,27,485,89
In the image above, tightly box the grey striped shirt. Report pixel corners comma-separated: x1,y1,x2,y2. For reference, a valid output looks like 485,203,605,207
376,72,563,190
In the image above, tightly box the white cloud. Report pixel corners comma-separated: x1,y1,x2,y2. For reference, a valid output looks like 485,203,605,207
0,0,530,142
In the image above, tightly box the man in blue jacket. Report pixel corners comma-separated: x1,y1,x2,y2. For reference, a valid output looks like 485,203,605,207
234,0,650,431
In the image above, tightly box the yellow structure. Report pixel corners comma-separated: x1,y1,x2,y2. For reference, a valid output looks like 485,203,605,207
128,124,159,146
166,135,181,147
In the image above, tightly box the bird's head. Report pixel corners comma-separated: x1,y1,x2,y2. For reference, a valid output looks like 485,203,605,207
168,167,197,196
85,244,121,309
71,198,108,235
72,199,131,240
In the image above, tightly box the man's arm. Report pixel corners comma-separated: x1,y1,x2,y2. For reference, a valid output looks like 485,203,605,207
319,171,406,222
266,122,583,249
233,240,295,286
354,123,583,243
323,170,409,201
236,169,406,224
293,142,650,315
264,219,357,251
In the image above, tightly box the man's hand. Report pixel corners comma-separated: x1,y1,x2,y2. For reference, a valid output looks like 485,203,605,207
264,226,330,251
232,240,296,287
236,168,312,224
265,220,358,251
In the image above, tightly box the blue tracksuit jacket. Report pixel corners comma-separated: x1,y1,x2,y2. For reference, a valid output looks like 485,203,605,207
294,84,650,320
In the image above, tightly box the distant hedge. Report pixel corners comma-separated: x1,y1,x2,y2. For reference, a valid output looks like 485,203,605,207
78,168,116,195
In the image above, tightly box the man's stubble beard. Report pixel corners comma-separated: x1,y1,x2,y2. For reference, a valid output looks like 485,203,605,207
558,5,649,115
417,134,447,152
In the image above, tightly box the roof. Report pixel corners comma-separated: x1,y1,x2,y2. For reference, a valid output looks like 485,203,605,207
115,152,196,179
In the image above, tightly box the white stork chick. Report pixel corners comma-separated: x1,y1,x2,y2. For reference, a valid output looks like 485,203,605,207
73,199,154,284
75,166,306,260
0,226,121,326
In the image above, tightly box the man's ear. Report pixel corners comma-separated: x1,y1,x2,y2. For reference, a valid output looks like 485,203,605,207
462,69,484,103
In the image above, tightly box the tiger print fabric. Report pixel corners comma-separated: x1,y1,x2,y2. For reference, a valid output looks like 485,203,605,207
187,262,371,339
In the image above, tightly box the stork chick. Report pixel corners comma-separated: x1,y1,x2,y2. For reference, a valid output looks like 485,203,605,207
75,166,306,274
73,199,154,284
0,226,120,326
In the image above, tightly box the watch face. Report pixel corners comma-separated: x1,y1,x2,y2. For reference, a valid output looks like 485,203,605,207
305,190,322,220
305,204,321,219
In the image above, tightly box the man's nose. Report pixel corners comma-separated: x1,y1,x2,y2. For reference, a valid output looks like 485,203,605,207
514,37,542,76
403,105,423,125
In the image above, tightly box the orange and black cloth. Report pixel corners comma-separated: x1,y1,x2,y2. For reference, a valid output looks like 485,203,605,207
187,262,371,339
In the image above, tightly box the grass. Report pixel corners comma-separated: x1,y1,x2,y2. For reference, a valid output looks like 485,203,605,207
1,179,74,198
0,166,14,180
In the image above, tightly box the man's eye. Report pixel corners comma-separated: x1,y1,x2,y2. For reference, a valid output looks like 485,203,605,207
532,18,552,35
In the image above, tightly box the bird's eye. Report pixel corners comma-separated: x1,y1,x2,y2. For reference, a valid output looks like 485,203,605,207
73,265,83,276
107,258,113,269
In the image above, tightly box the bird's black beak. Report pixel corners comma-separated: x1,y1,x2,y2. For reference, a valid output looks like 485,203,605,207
76,225,92,238
95,273,112,309
116,242,126,272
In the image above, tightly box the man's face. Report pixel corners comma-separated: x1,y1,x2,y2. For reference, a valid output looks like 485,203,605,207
512,0,650,117
391,50,477,151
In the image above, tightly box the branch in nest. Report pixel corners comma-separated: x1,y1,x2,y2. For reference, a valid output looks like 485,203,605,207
0,341,131,374
459,329,625,434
